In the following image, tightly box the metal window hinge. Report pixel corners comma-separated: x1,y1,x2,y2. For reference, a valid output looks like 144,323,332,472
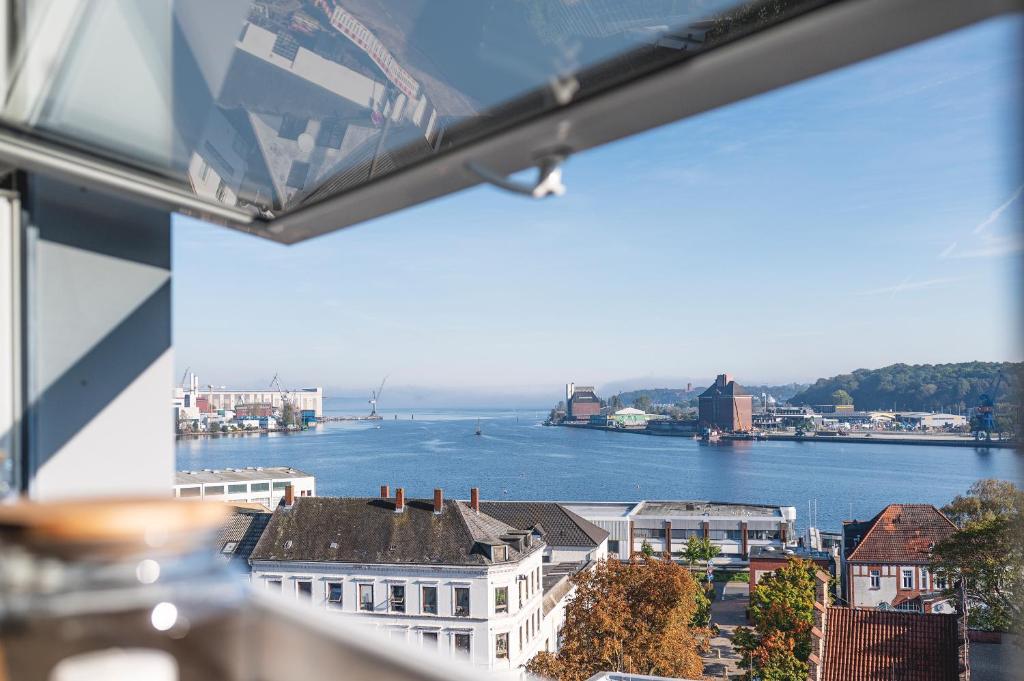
465,151,568,199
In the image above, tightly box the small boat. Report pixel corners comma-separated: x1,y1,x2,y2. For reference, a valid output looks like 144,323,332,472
475,419,482,436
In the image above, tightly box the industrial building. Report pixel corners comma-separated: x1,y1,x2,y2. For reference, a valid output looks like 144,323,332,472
174,466,316,508
698,374,753,432
565,383,601,421
173,372,324,422
561,500,797,564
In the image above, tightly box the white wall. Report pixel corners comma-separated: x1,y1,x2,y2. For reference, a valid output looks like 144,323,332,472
251,549,549,672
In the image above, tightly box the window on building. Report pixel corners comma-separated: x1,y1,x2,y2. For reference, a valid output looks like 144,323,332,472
491,545,508,561
496,632,509,659
896,600,920,612
519,626,524,651
297,580,312,599
526,618,532,640
543,554,552,563
421,585,438,615
870,570,880,589
220,541,237,555
671,529,701,540
327,582,343,605
250,482,270,492
608,540,620,554
178,486,201,498
921,567,930,591
454,587,470,617
519,580,526,607
389,584,406,613
454,633,471,657
272,481,290,490
267,579,282,591
227,483,247,494
495,586,508,613
204,485,224,496
422,631,438,649
359,584,374,611
747,529,781,541
634,528,666,539
902,569,914,589
935,574,948,590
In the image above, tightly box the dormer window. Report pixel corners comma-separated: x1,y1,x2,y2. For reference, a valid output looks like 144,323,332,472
491,545,508,561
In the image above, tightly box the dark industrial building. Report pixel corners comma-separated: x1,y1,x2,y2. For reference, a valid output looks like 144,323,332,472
565,383,602,420
698,374,753,432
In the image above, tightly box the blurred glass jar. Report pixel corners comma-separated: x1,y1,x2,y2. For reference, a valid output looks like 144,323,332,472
0,498,251,681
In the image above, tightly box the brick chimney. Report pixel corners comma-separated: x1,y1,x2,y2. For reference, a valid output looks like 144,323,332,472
434,488,443,514
470,487,480,513
380,484,390,499
284,483,295,507
395,487,405,513
955,579,971,681
807,570,830,681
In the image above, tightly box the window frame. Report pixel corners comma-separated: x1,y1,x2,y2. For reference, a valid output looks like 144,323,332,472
495,632,509,660
389,584,406,613
869,569,880,589
358,583,374,612
421,585,438,615
495,586,508,614
901,568,914,590
327,581,343,606
453,586,470,617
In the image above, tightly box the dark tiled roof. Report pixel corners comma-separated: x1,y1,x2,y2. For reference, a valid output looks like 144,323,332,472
216,507,272,567
699,381,750,398
822,607,960,681
250,497,533,566
843,517,876,559
846,504,956,564
478,501,610,548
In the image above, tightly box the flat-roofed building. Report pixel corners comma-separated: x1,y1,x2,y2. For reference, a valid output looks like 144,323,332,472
566,383,601,420
174,466,316,508
561,500,797,563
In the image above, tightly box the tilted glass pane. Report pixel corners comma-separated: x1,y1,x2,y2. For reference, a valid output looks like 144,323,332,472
0,0,808,220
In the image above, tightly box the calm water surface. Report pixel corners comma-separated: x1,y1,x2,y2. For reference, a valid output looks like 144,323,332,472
176,406,1022,534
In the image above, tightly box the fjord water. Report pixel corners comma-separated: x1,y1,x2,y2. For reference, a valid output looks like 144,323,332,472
176,406,1021,534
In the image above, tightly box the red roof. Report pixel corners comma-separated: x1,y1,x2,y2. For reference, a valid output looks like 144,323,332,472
846,504,956,564
822,607,960,681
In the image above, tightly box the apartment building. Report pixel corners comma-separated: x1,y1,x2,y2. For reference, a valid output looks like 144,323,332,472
249,488,572,673
174,467,315,508
841,504,957,612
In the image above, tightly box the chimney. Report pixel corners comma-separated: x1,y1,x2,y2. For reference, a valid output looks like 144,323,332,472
470,487,480,513
434,488,444,514
380,484,390,499
807,570,830,681
395,488,405,513
284,483,295,507
956,579,971,681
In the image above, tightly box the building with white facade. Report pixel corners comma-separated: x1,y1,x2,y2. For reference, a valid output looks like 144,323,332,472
174,466,316,508
173,372,323,423
562,500,797,563
841,504,957,612
478,501,609,564
250,488,588,673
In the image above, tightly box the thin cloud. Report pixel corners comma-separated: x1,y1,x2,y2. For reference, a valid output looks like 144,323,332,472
972,183,1023,235
857,276,965,296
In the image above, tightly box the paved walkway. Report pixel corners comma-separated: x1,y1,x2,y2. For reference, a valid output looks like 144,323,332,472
702,581,749,680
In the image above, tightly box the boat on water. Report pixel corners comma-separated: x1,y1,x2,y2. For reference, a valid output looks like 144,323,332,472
700,427,720,442
475,419,482,436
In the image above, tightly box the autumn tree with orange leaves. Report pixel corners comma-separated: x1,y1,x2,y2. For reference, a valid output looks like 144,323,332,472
526,555,709,681
734,558,819,681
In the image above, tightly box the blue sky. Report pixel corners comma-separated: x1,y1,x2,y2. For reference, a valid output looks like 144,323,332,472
174,16,1023,405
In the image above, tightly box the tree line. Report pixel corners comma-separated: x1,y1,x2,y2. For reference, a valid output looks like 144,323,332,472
790,361,1021,412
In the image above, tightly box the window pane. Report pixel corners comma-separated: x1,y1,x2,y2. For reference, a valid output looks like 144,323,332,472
359,584,373,611
227,484,247,494
454,587,470,617
422,586,438,615
327,582,343,604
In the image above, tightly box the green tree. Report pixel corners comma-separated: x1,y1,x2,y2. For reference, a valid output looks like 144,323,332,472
830,389,854,406
640,539,655,558
734,558,819,681
281,401,295,427
526,557,709,681
633,395,654,413
932,479,1024,632
680,535,721,566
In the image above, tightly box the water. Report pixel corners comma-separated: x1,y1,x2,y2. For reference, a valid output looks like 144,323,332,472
176,406,1022,533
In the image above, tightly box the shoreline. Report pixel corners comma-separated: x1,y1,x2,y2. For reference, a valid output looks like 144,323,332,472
555,423,1019,449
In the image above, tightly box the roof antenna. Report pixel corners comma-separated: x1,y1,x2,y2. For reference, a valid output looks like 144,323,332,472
466,150,569,199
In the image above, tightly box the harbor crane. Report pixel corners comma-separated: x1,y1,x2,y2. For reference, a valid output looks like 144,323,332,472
271,373,294,426
368,375,388,419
